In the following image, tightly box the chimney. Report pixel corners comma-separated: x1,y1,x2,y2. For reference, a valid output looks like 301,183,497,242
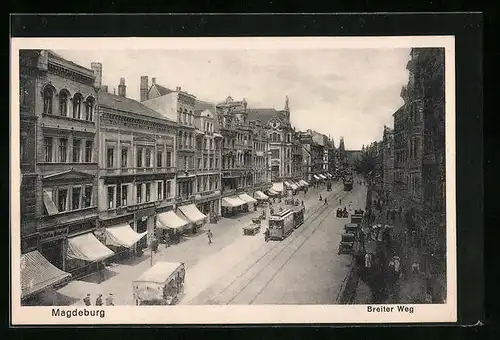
140,76,149,102
176,86,181,92
91,62,102,89
101,85,108,93
118,78,126,98
152,77,156,84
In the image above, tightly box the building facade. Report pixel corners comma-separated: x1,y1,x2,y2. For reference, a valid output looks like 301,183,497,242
251,119,271,189
96,77,178,257
30,51,100,276
382,126,395,196
393,105,407,207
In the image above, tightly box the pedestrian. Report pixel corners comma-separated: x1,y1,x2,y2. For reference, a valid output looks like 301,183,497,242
105,293,114,306
339,198,342,205
83,293,91,306
207,229,213,245
95,293,103,306
301,200,304,207
324,198,328,205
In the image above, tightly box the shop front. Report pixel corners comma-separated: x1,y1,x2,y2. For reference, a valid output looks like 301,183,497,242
127,203,157,254
238,193,258,211
195,191,221,223
221,196,247,217
178,203,207,233
156,210,189,244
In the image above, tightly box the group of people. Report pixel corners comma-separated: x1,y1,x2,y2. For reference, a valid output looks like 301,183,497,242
83,293,114,306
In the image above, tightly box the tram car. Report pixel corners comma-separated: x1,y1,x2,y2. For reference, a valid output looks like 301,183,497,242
343,176,353,191
268,208,295,240
291,205,305,229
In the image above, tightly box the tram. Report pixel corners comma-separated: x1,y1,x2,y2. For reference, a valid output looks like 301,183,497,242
292,205,305,229
268,208,295,240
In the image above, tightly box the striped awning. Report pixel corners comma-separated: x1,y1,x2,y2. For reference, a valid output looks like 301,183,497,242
254,191,269,200
66,233,114,262
319,174,327,179
21,250,71,299
222,196,247,208
104,223,147,248
313,175,320,180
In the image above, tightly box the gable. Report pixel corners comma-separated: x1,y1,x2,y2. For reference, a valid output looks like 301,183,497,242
43,169,95,181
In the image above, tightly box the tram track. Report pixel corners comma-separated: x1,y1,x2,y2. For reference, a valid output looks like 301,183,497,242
190,187,348,305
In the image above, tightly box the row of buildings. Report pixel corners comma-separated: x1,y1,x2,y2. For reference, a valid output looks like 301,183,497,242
366,48,446,300
18,50,338,301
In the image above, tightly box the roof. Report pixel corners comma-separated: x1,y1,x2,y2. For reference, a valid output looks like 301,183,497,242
99,91,176,124
47,50,95,78
195,99,215,111
153,84,174,96
247,108,281,124
134,262,183,283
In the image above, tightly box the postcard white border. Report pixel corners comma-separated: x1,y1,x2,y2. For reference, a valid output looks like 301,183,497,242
10,36,456,325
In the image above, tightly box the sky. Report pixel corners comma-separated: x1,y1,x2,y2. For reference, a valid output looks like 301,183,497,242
55,48,410,150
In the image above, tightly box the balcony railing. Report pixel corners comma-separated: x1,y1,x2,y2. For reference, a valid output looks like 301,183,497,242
104,166,175,176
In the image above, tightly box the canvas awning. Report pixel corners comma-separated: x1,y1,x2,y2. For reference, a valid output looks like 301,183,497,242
104,223,147,248
319,174,327,179
238,193,257,204
157,211,189,230
178,204,207,224
266,189,279,196
327,172,333,177
21,250,71,299
272,182,284,193
66,233,114,262
313,175,320,180
43,189,59,215
254,191,269,200
290,182,299,190
299,179,309,186
222,196,247,208
213,133,223,138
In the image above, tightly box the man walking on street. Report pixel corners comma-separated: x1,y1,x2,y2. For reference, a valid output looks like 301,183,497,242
207,229,213,245
95,293,103,306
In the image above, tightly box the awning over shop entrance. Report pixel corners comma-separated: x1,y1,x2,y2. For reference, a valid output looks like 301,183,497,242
313,175,320,180
299,179,309,186
21,250,71,299
272,182,284,193
254,190,269,200
222,196,247,208
179,204,207,224
66,233,114,262
327,172,333,177
238,193,257,204
266,189,279,196
319,174,327,179
104,223,147,248
157,211,189,230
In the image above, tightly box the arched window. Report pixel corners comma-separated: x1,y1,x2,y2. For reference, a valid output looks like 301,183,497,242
43,86,54,114
72,93,83,119
178,131,183,148
59,90,69,116
184,132,188,147
188,133,193,148
85,96,95,121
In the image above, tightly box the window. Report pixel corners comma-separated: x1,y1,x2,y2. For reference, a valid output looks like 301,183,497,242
184,156,188,170
137,184,143,203
73,139,81,162
85,97,94,121
121,148,128,168
107,147,114,168
85,141,93,162
57,188,68,212
145,149,152,167
72,94,83,119
197,178,202,191
44,137,53,162
271,149,280,158
157,151,162,167
215,158,219,169
121,184,128,206
210,158,213,169
43,87,53,114
165,181,171,198
83,185,92,207
197,158,202,169
145,183,151,202
204,158,207,169
157,182,163,200
72,187,81,210
137,148,143,167
107,186,115,209
166,151,172,167
58,138,68,162
59,91,68,116
20,136,26,163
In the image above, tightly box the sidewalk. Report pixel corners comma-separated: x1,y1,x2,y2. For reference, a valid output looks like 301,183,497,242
56,185,338,306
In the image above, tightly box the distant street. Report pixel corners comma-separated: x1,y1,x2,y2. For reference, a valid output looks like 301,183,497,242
184,181,367,305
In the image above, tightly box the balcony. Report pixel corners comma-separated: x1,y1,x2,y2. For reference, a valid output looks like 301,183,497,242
104,166,175,176
221,170,242,178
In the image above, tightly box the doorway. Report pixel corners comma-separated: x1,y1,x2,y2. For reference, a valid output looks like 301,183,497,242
40,239,63,270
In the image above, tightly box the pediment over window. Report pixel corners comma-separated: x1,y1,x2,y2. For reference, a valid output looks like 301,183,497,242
43,169,95,181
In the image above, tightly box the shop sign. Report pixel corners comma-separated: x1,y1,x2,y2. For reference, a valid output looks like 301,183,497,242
126,202,156,212
39,227,68,243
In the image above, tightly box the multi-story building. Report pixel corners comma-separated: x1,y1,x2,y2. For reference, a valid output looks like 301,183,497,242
326,138,336,177
19,50,40,255
96,76,178,258
140,78,209,231
299,130,326,183
193,100,223,220
247,97,294,183
29,51,100,278
382,126,395,197
250,119,271,190
393,105,407,207
299,132,313,183
291,131,304,181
